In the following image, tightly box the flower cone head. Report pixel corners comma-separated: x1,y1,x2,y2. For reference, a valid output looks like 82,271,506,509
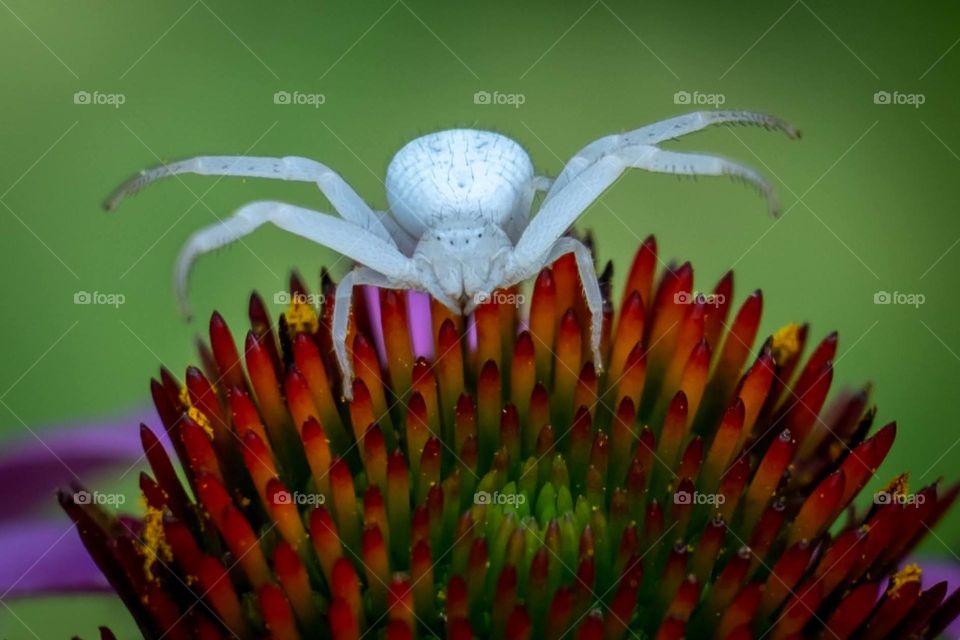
62,236,960,640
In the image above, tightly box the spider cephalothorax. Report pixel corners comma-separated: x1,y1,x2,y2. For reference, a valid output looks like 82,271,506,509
106,111,799,395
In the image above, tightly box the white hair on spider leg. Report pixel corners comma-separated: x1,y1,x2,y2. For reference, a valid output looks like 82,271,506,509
106,110,799,398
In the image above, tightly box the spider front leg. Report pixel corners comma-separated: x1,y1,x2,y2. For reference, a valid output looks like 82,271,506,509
627,146,781,215
510,141,782,369
106,155,398,246
505,236,605,373
331,267,401,400
546,110,798,202
173,200,414,316
503,175,554,242
546,237,605,371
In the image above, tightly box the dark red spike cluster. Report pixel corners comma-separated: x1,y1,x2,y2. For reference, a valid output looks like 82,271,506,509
61,237,958,640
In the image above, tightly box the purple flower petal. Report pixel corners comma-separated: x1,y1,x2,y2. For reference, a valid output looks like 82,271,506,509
0,409,164,598
406,290,435,359
0,519,110,597
362,286,437,362
0,409,155,521
910,556,960,639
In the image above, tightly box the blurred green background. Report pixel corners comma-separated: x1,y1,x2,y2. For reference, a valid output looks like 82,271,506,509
2,0,960,636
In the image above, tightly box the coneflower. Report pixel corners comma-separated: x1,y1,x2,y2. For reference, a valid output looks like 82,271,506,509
61,236,960,640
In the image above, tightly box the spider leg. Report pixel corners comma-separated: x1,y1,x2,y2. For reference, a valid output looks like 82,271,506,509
547,237,605,371
546,111,798,203
509,154,632,284
174,200,414,316
510,144,777,282
332,266,401,399
623,110,799,145
106,155,397,245
627,146,779,215
506,175,554,242
375,209,418,255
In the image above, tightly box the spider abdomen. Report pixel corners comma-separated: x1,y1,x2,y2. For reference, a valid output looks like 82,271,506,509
385,129,534,238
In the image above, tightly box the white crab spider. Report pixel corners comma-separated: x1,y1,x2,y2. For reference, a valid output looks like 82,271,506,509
107,110,798,397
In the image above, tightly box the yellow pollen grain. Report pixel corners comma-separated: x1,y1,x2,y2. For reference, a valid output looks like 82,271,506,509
285,299,319,336
180,385,214,439
888,564,922,597
771,322,802,366
141,505,172,582
881,473,910,497
188,406,214,438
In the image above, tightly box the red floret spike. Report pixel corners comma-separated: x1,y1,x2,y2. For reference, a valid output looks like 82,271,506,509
703,270,734,352
437,319,466,436
741,429,797,533
715,583,761,640
329,597,359,640
554,309,583,424
380,289,414,393
361,524,390,613
478,360,502,467
475,294,502,374
411,539,435,620
608,291,645,384
787,470,845,546
258,582,301,640
511,332,536,430
529,269,558,381
309,505,343,585
387,450,412,565
273,541,320,631
620,235,657,312
411,358,441,436
329,457,361,551
208,311,247,391
244,331,288,431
